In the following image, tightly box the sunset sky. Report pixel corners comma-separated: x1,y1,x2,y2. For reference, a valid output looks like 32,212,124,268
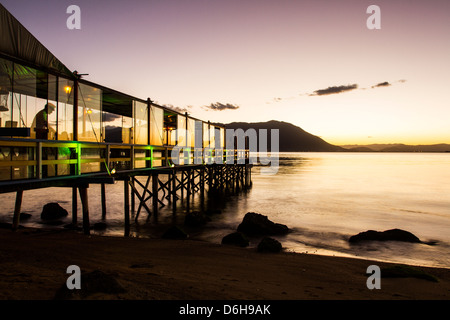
2,0,449,145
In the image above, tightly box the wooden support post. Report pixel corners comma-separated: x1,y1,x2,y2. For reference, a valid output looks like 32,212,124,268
36,142,42,179
129,180,152,219
134,176,151,221
72,187,78,224
231,165,236,193
101,183,107,220
236,166,241,192
152,173,159,222
180,171,185,200
12,189,23,231
244,165,249,189
200,168,205,195
78,186,90,235
186,169,192,210
124,178,130,236
172,170,177,213
167,171,172,203
208,166,213,190
130,178,135,218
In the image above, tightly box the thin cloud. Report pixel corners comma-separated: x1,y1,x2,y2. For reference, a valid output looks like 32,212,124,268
203,102,240,111
372,81,391,88
164,104,192,113
310,84,358,96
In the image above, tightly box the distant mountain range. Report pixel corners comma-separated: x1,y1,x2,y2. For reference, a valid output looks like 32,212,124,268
341,143,450,153
218,120,450,153
220,120,343,152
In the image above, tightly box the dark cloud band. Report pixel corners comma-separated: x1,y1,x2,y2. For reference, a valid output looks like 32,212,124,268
311,84,358,96
204,102,240,111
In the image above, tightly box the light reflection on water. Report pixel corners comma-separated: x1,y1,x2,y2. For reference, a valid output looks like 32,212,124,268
1,152,449,268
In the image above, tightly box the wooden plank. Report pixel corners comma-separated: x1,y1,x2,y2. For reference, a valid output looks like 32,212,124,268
76,177,115,184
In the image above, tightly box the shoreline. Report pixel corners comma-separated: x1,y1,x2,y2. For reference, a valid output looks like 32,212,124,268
0,226,449,300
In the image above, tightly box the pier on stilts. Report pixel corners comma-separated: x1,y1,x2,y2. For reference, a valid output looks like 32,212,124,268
0,140,252,236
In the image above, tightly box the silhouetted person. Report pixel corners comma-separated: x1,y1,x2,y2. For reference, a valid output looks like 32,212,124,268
31,103,55,140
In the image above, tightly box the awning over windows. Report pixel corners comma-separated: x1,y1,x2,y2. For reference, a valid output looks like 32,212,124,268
0,4,74,78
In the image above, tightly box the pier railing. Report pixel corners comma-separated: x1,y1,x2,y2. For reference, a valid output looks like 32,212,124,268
0,138,249,183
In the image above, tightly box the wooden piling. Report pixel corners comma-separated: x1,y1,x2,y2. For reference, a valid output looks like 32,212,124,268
101,183,107,220
130,179,135,218
12,189,23,231
172,170,177,213
152,173,159,222
123,177,130,237
78,186,90,235
124,178,130,236
186,169,192,210
72,187,77,224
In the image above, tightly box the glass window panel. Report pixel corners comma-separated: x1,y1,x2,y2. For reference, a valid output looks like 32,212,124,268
177,115,187,147
134,101,148,145
150,105,163,146
209,125,215,149
220,127,225,148
102,110,122,143
47,75,57,140
195,120,203,149
13,64,40,133
78,83,101,142
13,64,36,97
187,117,195,148
203,123,209,148
122,115,133,144
0,58,13,128
163,111,177,146
12,93,26,129
58,78,74,141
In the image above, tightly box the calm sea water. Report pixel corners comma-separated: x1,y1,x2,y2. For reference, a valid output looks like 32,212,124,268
1,152,449,268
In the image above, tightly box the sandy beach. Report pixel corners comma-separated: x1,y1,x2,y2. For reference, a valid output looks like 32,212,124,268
0,226,449,301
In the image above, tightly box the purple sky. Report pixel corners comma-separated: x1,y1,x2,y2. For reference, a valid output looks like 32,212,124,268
2,0,450,144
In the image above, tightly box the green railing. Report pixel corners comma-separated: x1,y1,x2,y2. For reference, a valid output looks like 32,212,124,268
0,138,249,182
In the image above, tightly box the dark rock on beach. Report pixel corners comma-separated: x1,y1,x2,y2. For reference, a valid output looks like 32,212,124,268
41,203,68,220
162,225,189,239
93,222,107,231
221,232,249,247
184,211,211,227
237,212,289,236
349,228,421,243
54,270,126,299
257,237,283,253
63,223,83,231
20,212,32,220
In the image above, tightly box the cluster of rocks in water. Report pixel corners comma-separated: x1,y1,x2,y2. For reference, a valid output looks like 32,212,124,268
36,203,426,251
23,202,107,231
221,212,290,253
160,211,290,253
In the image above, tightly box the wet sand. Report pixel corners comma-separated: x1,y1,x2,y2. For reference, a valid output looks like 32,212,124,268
0,226,449,301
